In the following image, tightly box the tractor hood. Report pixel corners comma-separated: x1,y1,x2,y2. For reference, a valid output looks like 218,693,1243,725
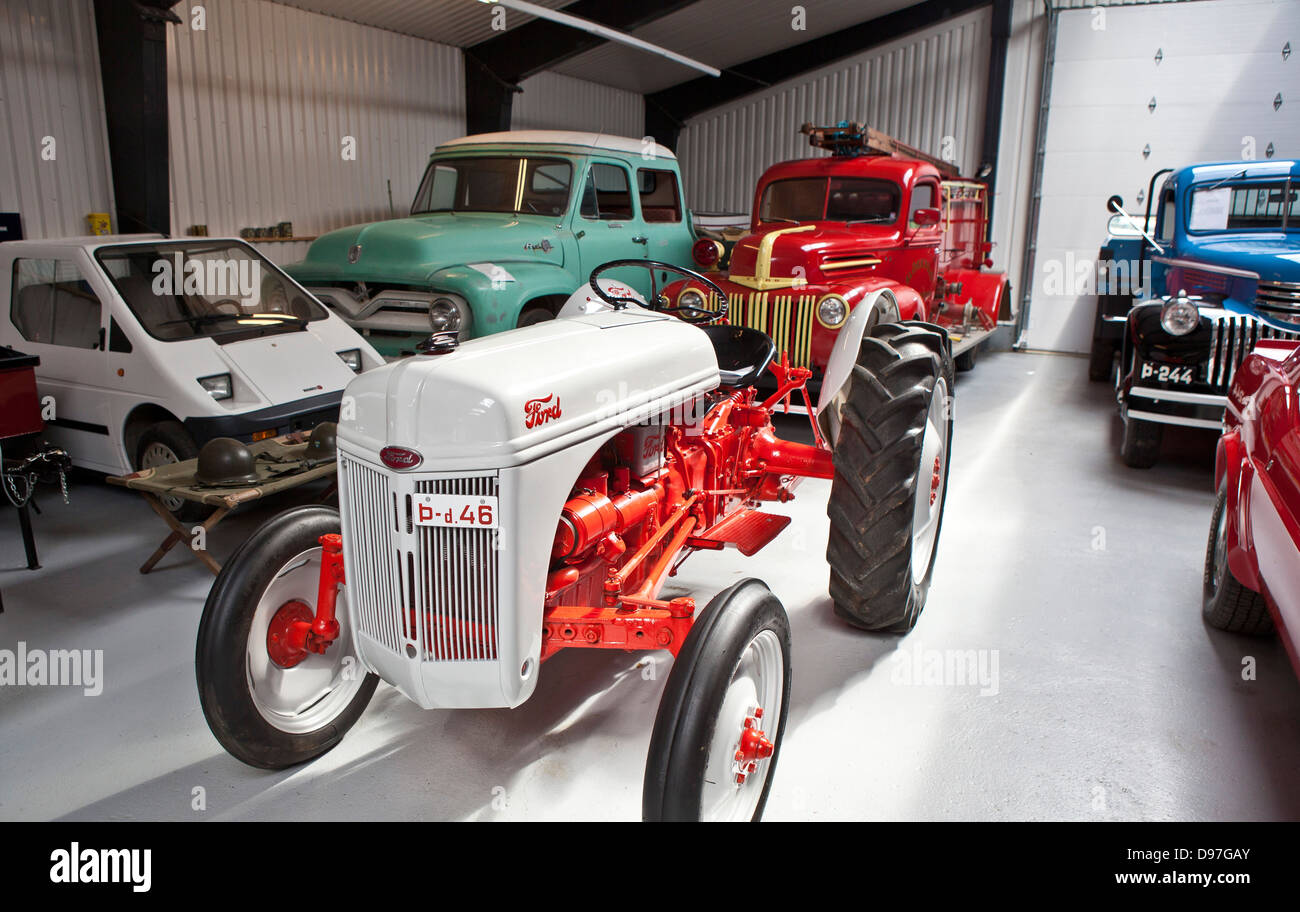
338,310,720,471
728,222,903,287
1181,234,1300,283
286,213,566,286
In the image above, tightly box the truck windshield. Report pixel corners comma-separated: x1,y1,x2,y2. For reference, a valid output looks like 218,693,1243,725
759,177,901,224
95,241,328,342
411,156,573,217
1189,180,1298,232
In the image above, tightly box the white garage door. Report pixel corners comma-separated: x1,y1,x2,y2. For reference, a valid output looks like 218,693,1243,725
1025,0,1300,353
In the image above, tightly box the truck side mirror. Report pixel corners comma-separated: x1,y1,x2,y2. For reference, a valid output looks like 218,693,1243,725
912,207,940,227
1106,194,1123,213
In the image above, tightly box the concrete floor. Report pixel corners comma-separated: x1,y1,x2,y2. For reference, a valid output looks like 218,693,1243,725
2,348,1299,821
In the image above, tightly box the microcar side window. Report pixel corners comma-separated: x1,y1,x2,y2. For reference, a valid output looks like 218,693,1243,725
580,163,634,221
10,258,102,350
637,169,682,223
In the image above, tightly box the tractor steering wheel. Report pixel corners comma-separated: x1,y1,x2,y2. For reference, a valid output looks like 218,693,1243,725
589,259,730,324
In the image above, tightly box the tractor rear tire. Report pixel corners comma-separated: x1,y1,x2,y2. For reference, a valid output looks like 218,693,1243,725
643,579,791,822
1203,485,1274,635
826,322,954,633
196,506,378,769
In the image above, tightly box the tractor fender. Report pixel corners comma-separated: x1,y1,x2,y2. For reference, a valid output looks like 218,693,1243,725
428,262,578,336
942,267,1008,325
815,286,901,445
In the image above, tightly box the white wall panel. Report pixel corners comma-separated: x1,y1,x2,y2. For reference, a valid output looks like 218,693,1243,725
675,6,992,216
1025,0,1300,352
0,0,114,239
167,0,464,265
514,71,644,139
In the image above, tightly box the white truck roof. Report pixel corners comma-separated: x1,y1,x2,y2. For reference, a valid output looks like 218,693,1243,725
439,130,676,161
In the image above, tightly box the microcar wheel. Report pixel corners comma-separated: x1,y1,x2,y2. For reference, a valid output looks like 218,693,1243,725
1203,485,1273,635
136,420,203,520
196,505,378,769
643,579,791,822
1119,409,1162,469
826,322,954,633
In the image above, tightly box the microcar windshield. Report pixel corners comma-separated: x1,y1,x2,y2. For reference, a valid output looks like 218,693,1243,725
96,241,327,342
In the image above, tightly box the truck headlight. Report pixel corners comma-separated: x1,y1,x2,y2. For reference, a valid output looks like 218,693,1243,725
678,289,705,312
198,373,233,400
336,348,362,372
429,296,464,333
817,294,849,329
1160,294,1200,336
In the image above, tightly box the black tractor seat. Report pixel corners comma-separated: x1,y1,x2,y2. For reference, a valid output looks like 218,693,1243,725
700,324,777,389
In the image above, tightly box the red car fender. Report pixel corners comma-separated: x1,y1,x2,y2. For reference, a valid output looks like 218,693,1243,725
1219,432,1265,593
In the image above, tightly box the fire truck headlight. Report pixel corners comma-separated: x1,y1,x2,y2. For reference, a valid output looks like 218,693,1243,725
678,289,705,312
817,294,849,329
1159,295,1200,336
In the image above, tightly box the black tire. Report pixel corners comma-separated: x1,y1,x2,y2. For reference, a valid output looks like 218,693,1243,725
1088,341,1115,383
135,420,204,521
643,579,791,822
1119,410,1162,468
1203,485,1274,635
954,344,978,372
196,505,378,769
825,322,955,632
517,305,555,328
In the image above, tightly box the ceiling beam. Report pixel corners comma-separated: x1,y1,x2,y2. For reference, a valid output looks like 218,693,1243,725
463,0,703,134
644,0,991,149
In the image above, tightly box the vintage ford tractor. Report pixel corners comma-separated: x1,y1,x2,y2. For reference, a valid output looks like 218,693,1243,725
672,123,1008,379
195,259,955,821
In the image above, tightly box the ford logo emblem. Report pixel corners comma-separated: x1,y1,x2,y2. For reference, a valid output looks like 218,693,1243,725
380,446,422,470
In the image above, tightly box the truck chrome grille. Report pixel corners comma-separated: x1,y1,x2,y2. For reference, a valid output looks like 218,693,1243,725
1256,280,1300,315
339,454,500,662
1205,311,1300,391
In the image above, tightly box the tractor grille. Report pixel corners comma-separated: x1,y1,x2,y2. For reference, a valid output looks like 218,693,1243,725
1205,311,1300,391
339,454,499,662
716,291,818,369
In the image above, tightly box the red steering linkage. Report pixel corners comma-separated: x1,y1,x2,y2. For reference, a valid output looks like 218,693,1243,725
266,534,344,668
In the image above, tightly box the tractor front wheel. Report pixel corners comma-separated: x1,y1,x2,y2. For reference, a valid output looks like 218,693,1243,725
643,579,791,822
196,506,378,769
826,322,954,633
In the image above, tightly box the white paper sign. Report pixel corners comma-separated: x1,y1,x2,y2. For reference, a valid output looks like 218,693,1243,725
1189,187,1230,231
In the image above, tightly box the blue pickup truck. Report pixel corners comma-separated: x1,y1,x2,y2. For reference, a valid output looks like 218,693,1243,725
1102,160,1300,467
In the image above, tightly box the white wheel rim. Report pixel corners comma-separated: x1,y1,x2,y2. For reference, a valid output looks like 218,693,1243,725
245,547,367,734
911,376,950,585
699,628,784,822
141,442,184,512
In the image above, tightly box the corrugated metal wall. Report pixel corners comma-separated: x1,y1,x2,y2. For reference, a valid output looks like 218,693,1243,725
0,0,114,239
676,5,993,216
167,0,465,265
514,71,644,139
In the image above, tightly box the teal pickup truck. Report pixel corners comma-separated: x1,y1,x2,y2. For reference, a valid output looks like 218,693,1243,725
287,131,698,357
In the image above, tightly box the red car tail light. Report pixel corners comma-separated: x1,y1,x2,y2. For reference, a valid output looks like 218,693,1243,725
380,446,423,470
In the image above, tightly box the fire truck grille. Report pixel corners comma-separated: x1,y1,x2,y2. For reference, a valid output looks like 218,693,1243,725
1205,312,1300,391
721,292,818,369
339,455,500,662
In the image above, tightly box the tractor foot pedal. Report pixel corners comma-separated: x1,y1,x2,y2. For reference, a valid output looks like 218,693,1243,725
689,509,791,556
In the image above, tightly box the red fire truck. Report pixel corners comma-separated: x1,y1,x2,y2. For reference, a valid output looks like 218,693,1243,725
678,123,1009,375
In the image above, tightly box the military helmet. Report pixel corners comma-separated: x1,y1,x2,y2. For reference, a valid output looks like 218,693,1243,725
305,422,337,462
195,437,260,486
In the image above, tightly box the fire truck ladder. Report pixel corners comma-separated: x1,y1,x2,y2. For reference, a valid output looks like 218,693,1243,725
799,122,961,179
